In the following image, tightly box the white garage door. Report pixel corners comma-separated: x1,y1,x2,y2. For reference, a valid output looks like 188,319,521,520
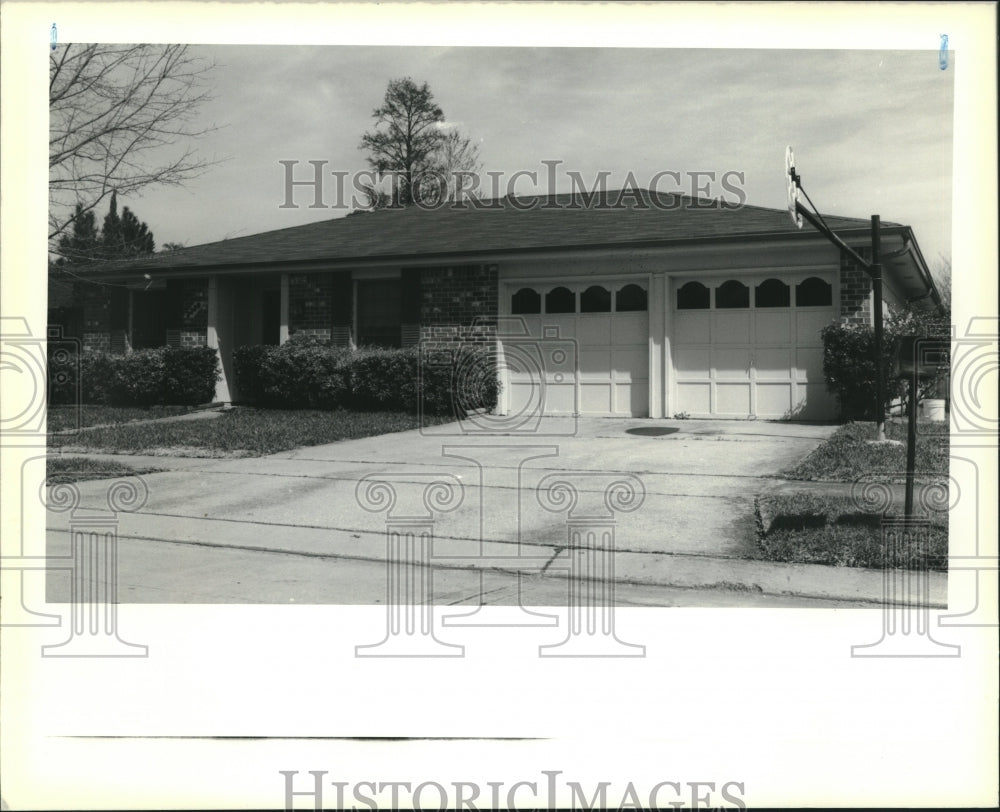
502,282,650,417
672,275,837,420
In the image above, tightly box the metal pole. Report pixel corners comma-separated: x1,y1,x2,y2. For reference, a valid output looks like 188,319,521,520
904,371,918,520
871,215,886,441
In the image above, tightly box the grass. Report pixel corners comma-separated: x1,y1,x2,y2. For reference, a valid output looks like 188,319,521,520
47,456,165,484
49,407,453,457
752,491,948,571
782,419,949,482
47,404,200,433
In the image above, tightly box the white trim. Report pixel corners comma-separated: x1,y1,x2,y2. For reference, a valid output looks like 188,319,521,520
279,273,290,345
667,269,839,420
500,276,654,417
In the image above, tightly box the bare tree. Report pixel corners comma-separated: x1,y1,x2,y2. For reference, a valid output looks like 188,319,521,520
425,128,482,202
932,254,952,316
49,44,217,242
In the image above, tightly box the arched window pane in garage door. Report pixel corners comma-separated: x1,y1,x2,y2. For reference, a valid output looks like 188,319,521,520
616,283,647,312
796,276,833,306
546,286,576,314
715,280,749,309
581,285,611,312
755,278,790,308
677,281,710,310
511,287,541,314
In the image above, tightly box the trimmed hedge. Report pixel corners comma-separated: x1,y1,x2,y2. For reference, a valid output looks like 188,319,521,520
820,324,901,420
47,347,220,406
233,342,499,415
821,316,950,421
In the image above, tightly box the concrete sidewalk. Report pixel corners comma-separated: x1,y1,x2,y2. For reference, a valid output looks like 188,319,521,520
41,418,947,607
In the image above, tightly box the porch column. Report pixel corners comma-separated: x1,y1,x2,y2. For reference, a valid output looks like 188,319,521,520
649,272,665,418
127,290,134,353
206,275,232,402
662,275,674,419
279,273,290,344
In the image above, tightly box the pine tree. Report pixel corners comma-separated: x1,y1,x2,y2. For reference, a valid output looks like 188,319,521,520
95,190,156,259
360,78,446,207
118,206,156,256
55,204,101,264
101,190,123,257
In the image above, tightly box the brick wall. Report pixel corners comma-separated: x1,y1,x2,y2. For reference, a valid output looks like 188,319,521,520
78,284,112,334
419,322,498,352
179,330,207,348
179,279,208,331
289,273,334,335
420,264,498,326
840,252,872,325
82,332,110,352
292,327,332,341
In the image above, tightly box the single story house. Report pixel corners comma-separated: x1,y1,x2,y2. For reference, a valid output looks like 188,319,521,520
51,189,941,420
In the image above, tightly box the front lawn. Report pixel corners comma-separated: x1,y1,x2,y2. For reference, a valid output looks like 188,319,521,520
747,420,951,571
47,456,165,484
48,404,200,433
782,419,949,482
49,407,452,457
753,491,948,571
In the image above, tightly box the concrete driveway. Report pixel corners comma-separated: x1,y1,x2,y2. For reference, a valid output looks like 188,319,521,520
44,418,841,604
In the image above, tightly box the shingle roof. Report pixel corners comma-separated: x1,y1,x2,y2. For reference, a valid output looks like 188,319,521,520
74,189,902,276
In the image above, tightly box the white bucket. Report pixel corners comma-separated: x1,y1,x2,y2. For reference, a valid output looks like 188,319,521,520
921,399,947,422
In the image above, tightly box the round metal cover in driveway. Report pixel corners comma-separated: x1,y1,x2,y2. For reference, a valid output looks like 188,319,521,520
626,426,679,437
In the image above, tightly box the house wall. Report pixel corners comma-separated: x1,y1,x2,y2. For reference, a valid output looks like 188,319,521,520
79,284,113,351
177,279,209,347
839,253,873,326
418,264,498,350
282,265,499,350
288,272,335,341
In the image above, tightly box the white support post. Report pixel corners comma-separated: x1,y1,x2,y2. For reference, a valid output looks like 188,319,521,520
279,273,290,344
206,275,231,403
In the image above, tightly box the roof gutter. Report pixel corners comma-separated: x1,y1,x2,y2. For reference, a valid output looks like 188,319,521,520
70,224,914,282
893,228,943,311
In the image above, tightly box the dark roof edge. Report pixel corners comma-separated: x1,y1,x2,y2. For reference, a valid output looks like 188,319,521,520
76,224,913,280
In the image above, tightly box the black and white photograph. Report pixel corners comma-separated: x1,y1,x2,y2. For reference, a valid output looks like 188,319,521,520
2,2,997,809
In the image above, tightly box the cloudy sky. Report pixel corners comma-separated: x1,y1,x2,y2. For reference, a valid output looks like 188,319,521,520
83,46,954,268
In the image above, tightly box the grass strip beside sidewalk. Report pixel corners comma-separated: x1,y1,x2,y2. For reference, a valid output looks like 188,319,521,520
49,407,452,457
752,420,950,571
781,420,949,482
47,404,202,433
754,491,947,571
47,456,166,484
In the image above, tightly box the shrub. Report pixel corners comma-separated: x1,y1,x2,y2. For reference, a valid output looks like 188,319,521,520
820,324,901,420
420,346,500,416
47,344,82,405
111,349,167,405
47,348,220,407
232,345,275,404
348,347,420,411
162,347,220,405
80,352,117,405
232,342,500,415
821,314,949,421
255,342,352,408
